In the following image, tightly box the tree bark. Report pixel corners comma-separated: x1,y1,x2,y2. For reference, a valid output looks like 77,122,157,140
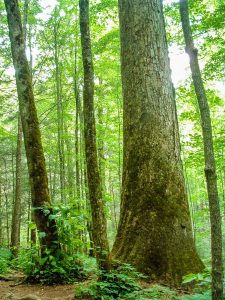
97,105,106,191
53,20,65,203
179,0,223,298
10,0,30,258
74,42,81,201
112,0,203,284
4,0,60,256
10,116,22,256
3,158,10,248
79,0,110,272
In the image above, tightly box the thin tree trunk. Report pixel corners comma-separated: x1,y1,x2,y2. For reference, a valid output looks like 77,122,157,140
74,41,81,202
10,116,22,256
27,192,36,246
23,0,29,44
3,158,10,248
179,1,223,298
52,157,58,200
220,148,225,217
27,196,30,245
73,48,86,248
11,149,15,203
116,75,122,196
28,24,33,80
97,105,106,191
11,0,29,258
65,126,74,200
79,0,110,272
48,155,53,200
0,180,3,246
184,163,196,242
4,0,60,257
53,20,65,203
109,171,118,232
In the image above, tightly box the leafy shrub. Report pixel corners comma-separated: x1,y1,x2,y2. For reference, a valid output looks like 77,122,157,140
74,263,145,299
50,203,88,252
124,285,179,300
182,271,211,288
180,291,211,300
0,248,11,274
180,271,212,300
13,247,87,285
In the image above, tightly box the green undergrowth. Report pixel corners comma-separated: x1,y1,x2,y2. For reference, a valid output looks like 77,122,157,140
17,248,87,284
0,248,12,274
74,264,180,300
180,271,225,300
0,246,96,285
74,267,225,300
1,248,224,299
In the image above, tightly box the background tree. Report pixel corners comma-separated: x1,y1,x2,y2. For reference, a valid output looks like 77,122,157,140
79,0,110,272
4,0,60,257
179,0,223,298
10,0,30,257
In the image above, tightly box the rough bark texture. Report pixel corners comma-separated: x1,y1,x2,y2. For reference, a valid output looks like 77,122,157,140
79,0,110,272
10,0,29,258
4,0,60,256
10,116,22,256
112,0,203,284
179,0,223,298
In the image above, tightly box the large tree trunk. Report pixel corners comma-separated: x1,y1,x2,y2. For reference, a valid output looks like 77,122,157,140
112,0,203,284
179,0,223,298
79,0,110,272
4,0,60,257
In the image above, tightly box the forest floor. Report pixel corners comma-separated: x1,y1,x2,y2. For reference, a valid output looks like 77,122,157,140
0,271,194,300
0,271,77,300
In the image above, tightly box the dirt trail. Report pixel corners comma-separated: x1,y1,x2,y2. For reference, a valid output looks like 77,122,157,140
0,279,76,300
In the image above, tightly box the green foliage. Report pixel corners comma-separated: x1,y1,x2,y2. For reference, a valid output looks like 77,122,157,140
50,203,88,251
181,291,211,300
12,247,87,285
74,264,145,299
0,248,11,274
182,270,211,286
180,270,225,300
123,285,179,300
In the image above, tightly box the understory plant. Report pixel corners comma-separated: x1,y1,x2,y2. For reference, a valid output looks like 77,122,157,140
180,271,214,300
74,263,146,299
12,246,87,284
0,248,12,274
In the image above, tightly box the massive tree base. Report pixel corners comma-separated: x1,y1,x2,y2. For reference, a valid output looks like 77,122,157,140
112,157,204,284
112,216,204,284
112,173,204,284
